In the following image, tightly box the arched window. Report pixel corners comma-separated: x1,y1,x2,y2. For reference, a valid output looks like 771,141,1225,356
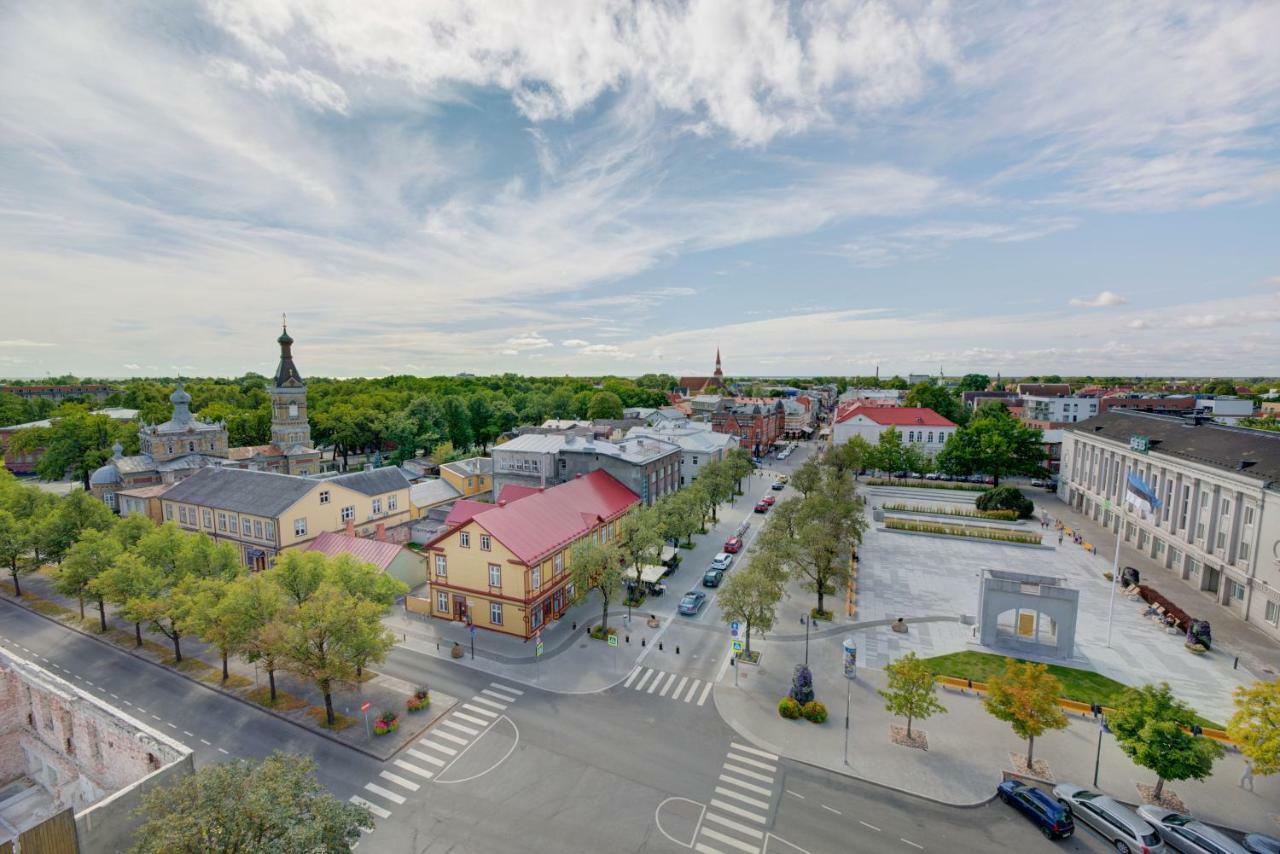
188,441,195,453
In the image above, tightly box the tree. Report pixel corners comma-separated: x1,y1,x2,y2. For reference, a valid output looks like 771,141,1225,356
905,381,965,425
188,578,254,682
658,490,700,548
226,573,288,702
616,504,663,597
94,552,157,647
976,486,1035,519
867,426,907,474
716,559,785,657
569,538,625,636
879,652,946,738
129,751,372,853
42,489,116,563
467,394,496,450
827,435,872,478
441,396,473,449
586,391,624,420
696,461,735,522
789,455,823,497
113,512,156,550
723,448,754,493
56,528,122,629
1228,679,1280,775
983,659,1068,766
0,510,34,597
958,374,991,393
8,410,136,488
1109,683,1224,799
937,408,1046,485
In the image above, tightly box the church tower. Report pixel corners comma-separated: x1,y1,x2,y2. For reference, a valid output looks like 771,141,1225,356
270,317,311,449
714,347,723,379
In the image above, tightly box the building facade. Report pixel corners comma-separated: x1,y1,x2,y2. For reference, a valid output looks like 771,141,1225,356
830,405,956,453
677,349,727,397
1022,395,1099,424
423,470,640,638
439,457,493,497
491,433,680,505
625,423,739,486
711,400,785,457
1059,411,1280,641
0,384,113,402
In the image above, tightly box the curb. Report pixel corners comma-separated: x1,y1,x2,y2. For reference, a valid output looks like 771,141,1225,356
0,594,406,762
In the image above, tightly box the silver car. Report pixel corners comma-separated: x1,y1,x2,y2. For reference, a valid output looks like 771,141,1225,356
709,552,733,571
1052,784,1166,854
1136,807,1249,854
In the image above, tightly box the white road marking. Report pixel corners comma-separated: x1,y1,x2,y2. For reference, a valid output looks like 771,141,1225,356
481,688,516,703
820,804,840,815
694,844,726,854
166,723,177,730
718,774,772,797
435,727,472,743
859,821,880,832
488,682,522,695
646,671,664,693
714,786,769,811
217,748,229,755
349,796,390,819
461,703,497,718
709,799,767,824
623,666,642,688
726,753,776,773
786,790,805,799
900,839,923,850
200,739,211,746
633,668,654,691
110,693,119,699
151,715,161,721
659,673,679,697
420,740,458,756
673,675,689,699
730,743,778,761
722,763,773,784
699,826,759,854
363,783,406,805
379,770,420,792
135,706,145,713
84,680,94,686
407,748,446,766
393,759,435,780
684,679,701,702
471,695,507,711
182,730,194,737
704,812,765,840
452,712,489,727
698,681,714,706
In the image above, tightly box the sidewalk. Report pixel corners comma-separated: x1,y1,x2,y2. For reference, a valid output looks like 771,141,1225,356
714,628,1280,834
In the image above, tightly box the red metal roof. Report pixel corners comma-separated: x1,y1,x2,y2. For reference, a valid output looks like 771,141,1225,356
469,470,640,565
836,406,955,428
444,498,496,528
496,484,543,504
306,531,404,571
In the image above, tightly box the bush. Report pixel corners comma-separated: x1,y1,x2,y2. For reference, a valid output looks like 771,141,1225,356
588,625,617,640
975,486,1034,519
407,688,430,713
881,502,1019,522
810,607,833,621
866,477,986,492
884,517,1042,545
801,701,828,724
778,697,802,719
373,710,400,735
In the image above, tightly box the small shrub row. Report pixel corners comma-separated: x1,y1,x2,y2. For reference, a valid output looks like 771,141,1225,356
867,478,987,492
881,502,1018,521
778,697,828,723
588,625,617,640
884,517,1043,545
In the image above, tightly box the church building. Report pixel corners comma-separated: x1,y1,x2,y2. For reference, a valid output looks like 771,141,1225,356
677,349,728,397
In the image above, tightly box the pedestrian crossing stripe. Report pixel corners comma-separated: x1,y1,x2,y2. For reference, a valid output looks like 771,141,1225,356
623,667,714,705
349,796,390,819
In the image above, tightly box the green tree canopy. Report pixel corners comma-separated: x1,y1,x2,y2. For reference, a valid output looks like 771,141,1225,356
716,558,785,657
905,381,966,425
586,391,624,420
983,659,1068,765
1228,679,1280,775
957,374,991,393
8,409,137,488
880,652,946,738
1110,683,1224,798
56,528,122,629
569,538,625,635
937,408,1045,485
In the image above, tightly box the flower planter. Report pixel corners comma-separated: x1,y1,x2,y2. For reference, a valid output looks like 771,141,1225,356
373,720,399,736
407,691,431,713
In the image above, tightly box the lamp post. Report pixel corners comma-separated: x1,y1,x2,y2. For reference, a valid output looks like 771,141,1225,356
800,615,810,667
1092,714,1110,787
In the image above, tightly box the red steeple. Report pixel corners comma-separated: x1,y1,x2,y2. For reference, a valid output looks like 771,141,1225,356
714,347,723,377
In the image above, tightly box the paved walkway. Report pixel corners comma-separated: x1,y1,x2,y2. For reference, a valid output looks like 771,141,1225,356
714,628,1280,834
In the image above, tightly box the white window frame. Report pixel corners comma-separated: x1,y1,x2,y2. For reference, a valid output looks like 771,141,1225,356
488,564,502,587
435,555,447,577
531,565,541,590
372,498,383,514
203,509,212,528
480,534,492,551
319,490,330,505
437,591,449,613
388,495,398,511
490,602,503,625
242,518,253,536
460,531,470,548
341,506,355,522
294,518,308,537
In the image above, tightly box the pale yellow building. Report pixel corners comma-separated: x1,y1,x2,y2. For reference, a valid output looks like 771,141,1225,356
439,457,493,498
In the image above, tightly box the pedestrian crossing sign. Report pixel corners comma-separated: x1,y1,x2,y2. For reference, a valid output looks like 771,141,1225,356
731,639,744,653
607,635,619,647
536,642,544,656
730,621,740,637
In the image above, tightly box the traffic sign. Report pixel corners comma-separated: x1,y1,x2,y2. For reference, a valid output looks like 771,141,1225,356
469,623,477,636
731,639,744,653
730,620,740,632
536,642,544,656
360,701,371,713
607,635,619,647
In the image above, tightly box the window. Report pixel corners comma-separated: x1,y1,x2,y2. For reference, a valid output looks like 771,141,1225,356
531,565,541,590
243,518,253,536
188,441,195,453
341,505,355,522
164,504,173,520
1221,499,1230,517
178,506,187,524
437,591,449,613
294,518,308,537
1216,530,1226,550
372,498,383,514
218,512,227,532
1230,581,1245,602
1266,599,1280,626
265,521,275,540
1239,540,1251,561
435,555,447,576
388,495,397,511
531,605,544,630
319,490,330,505
1196,522,1205,540
490,603,503,625
927,432,934,444
203,509,212,528
480,534,491,551
488,564,502,587
254,520,264,539
554,552,563,574
1244,506,1255,526
692,456,699,465
460,531,470,548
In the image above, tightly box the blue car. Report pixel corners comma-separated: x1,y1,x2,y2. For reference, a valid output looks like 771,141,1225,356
997,781,1073,840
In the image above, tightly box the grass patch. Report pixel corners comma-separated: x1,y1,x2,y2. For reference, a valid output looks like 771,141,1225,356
245,687,308,712
305,707,355,731
884,517,1042,545
868,477,987,492
172,656,215,674
922,651,1221,728
588,625,618,640
199,671,253,690
882,502,1018,522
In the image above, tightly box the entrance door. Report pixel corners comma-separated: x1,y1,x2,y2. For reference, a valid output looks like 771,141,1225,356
543,599,552,623
1203,567,1221,594
453,595,467,620
553,590,564,614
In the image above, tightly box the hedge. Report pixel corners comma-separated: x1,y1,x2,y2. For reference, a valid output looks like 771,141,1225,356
778,697,802,719
884,517,1043,545
867,477,987,492
881,502,1019,521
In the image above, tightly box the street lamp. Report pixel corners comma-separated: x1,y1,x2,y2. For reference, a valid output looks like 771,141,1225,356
1092,711,1111,787
800,615,810,666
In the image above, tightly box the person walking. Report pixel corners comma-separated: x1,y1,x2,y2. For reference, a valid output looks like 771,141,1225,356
1059,532,1064,546
1240,759,1254,791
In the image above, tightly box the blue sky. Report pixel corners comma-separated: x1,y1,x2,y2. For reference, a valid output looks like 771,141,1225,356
2,0,1279,379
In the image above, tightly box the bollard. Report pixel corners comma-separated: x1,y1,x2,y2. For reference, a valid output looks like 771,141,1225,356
641,638,646,647
659,642,664,651
676,646,680,655
585,627,591,636
625,635,630,644
1233,656,1239,670
572,622,577,631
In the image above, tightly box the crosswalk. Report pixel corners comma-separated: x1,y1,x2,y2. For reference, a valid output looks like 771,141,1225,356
350,681,523,835
622,666,714,706
693,743,781,854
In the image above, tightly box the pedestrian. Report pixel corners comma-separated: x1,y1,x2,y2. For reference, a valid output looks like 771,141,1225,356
1241,759,1254,791
1059,533,1064,545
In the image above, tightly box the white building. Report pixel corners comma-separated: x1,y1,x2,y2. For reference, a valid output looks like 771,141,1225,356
626,424,739,486
1059,410,1280,641
831,406,957,455
1204,397,1254,425
1022,395,1099,424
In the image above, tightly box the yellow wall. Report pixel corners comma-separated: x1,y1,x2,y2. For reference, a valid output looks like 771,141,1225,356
440,462,491,497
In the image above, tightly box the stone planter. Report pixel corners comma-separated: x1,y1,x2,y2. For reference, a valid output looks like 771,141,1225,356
451,642,464,659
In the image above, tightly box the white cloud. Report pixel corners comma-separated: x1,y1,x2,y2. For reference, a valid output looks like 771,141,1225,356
560,339,591,348
1069,291,1127,308
123,363,142,369
0,339,55,348
838,217,1078,267
504,332,553,351
1125,319,1150,330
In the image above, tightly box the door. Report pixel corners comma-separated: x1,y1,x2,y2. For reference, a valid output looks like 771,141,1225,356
453,595,467,620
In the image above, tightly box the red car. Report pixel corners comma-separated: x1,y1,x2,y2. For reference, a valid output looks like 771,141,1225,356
761,495,776,507
754,501,769,513
723,536,743,553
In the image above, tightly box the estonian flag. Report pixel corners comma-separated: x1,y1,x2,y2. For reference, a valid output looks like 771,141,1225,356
1124,472,1161,519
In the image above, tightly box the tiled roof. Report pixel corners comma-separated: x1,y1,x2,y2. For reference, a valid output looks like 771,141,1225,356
161,467,317,517
444,498,496,527
324,466,411,496
458,471,640,565
836,406,955,427
306,532,404,571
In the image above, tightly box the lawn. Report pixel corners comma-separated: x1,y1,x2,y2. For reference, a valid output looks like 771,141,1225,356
921,651,1221,728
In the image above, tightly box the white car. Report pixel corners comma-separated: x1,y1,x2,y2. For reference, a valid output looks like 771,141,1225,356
709,552,733,571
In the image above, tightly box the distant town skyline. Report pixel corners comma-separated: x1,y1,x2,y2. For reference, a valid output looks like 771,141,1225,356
2,2,1278,378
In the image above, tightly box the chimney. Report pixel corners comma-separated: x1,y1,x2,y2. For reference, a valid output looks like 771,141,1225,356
376,522,386,541
345,519,355,536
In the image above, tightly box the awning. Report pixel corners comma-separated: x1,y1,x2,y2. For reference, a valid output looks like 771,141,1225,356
638,565,667,584
800,426,815,433
660,545,678,564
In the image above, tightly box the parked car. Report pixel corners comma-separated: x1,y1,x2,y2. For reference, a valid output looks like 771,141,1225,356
997,781,1074,840
710,552,733,571
678,591,707,615
702,569,724,588
761,495,775,506
1052,785,1165,853
924,472,940,480
723,536,743,553
777,475,788,485
1136,806,1249,854
1244,834,1280,854
771,480,785,491
754,500,770,513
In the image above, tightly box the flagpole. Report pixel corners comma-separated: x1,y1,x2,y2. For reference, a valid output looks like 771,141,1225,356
1105,465,1128,649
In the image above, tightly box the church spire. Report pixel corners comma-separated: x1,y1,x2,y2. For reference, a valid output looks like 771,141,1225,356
274,317,303,387
714,347,723,378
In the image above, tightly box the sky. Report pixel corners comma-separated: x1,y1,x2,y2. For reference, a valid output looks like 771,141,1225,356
2,0,1279,380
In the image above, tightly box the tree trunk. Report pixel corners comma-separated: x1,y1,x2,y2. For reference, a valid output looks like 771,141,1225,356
11,568,21,597
356,664,363,679
97,599,107,633
323,686,335,725
1153,777,1164,799
221,650,229,682
267,667,277,702
816,576,826,616
77,594,85,621
172,631,182,663
134,621,143,647
1026,735,1035,766
993,473,1001,487
744,620,752,656
907,715,914,738
600,596,609,634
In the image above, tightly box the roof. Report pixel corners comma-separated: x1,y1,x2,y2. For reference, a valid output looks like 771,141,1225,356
306,531,404,571
494,432,678,464
227,444,279,461
1067,410,1280,483
497,484,543,503
836,406,956,427
626,426,736,453
115,484,173,499
1,407,138,432
161,467,318,517
324,466,411,496
457,470,641,565
409,478,461,508
440,457,493,478
444,498,497,527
